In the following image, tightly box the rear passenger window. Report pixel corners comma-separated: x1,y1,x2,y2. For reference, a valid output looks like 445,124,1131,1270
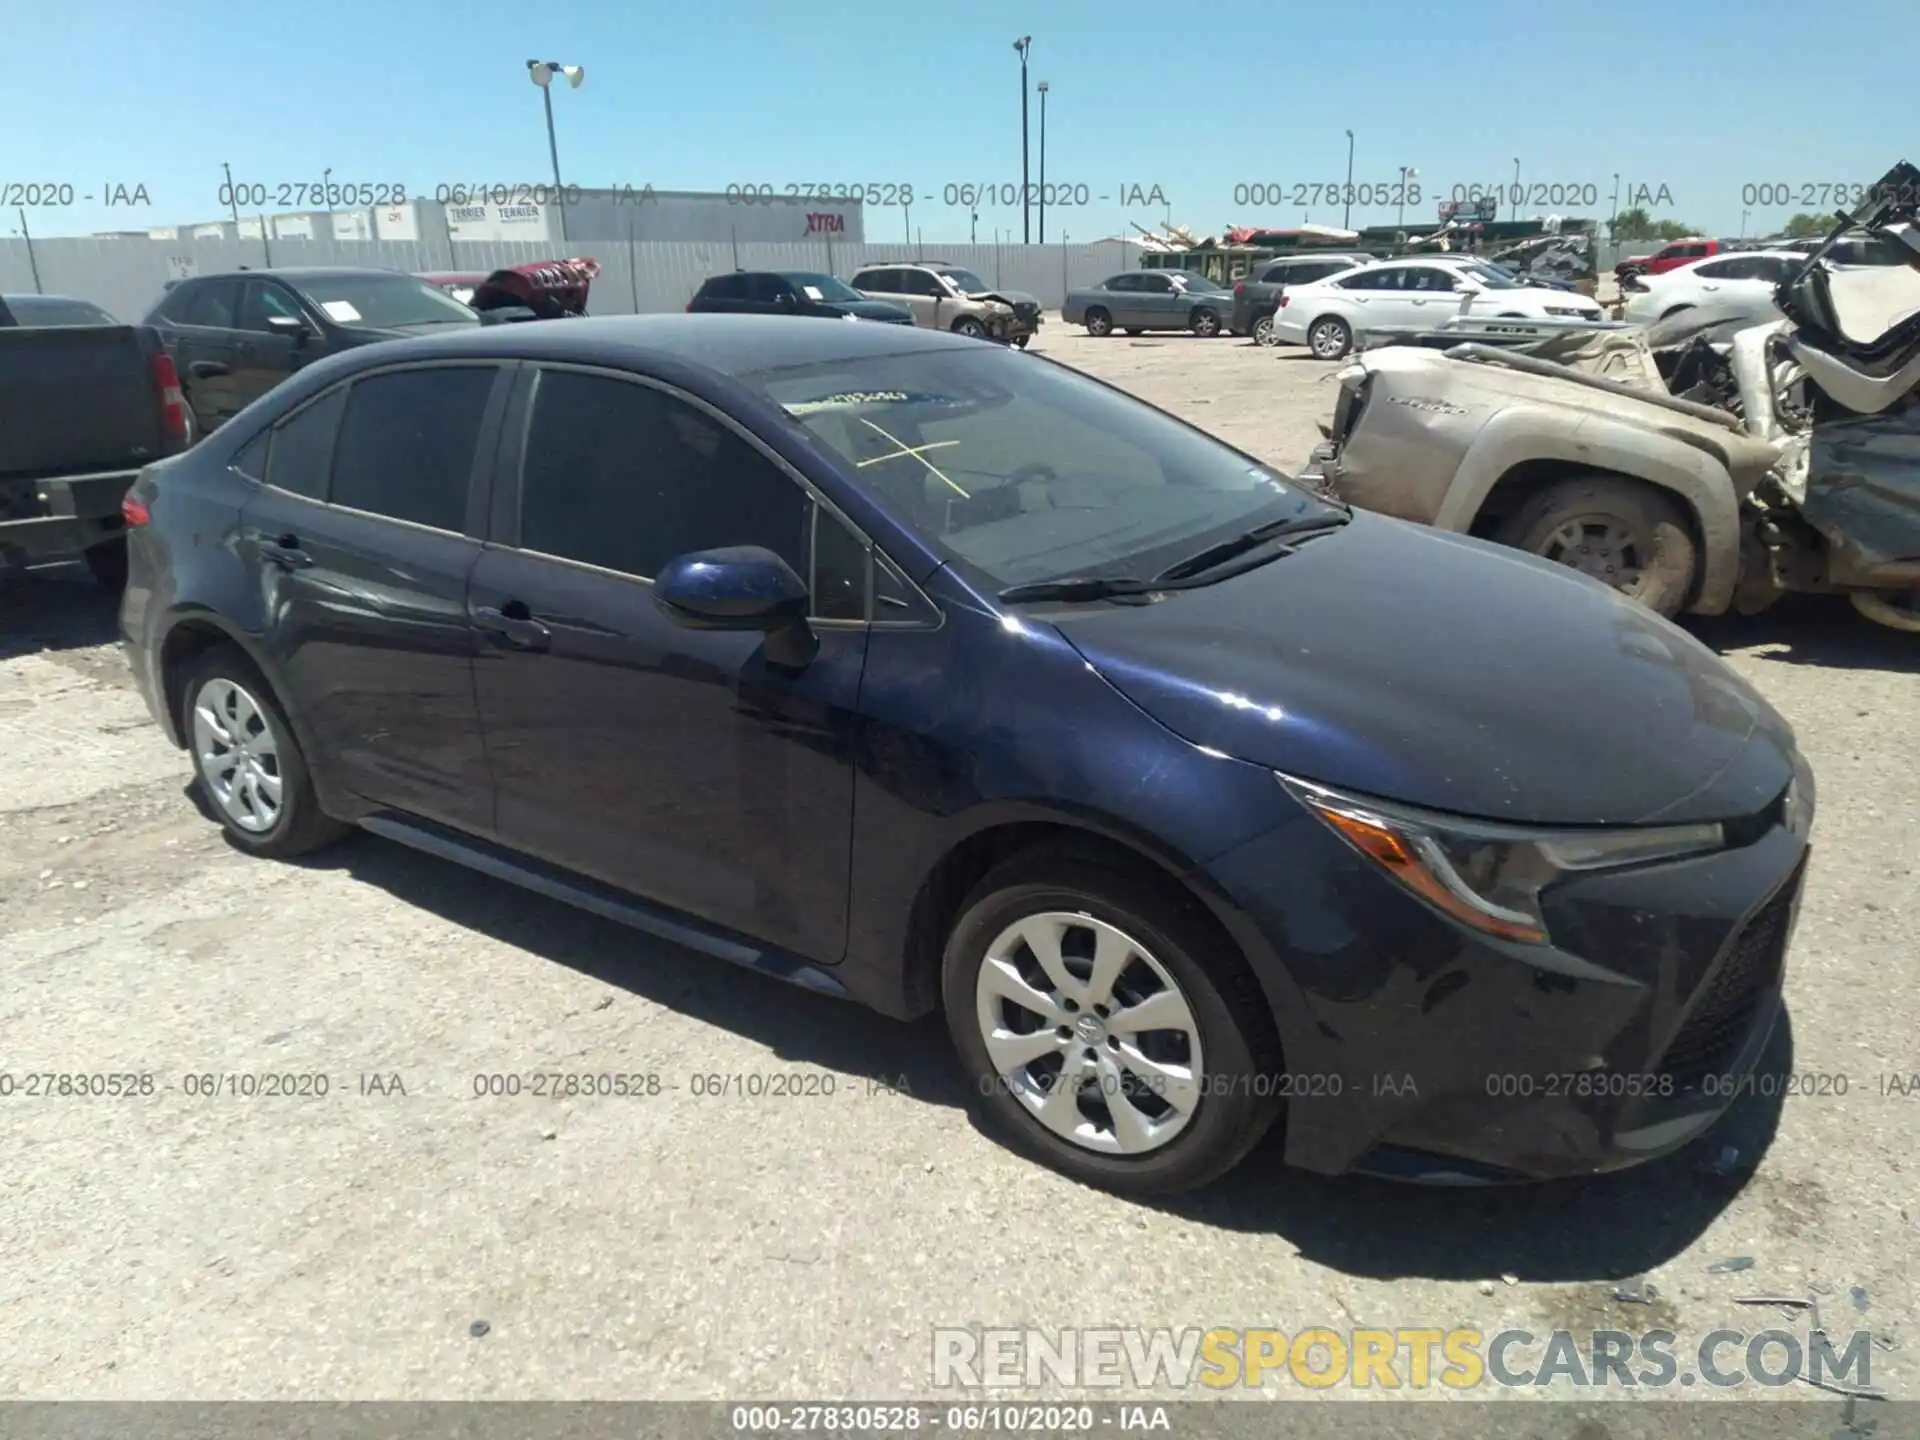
265,387,346,499
330,368,495,531
519,369,809,580
179,282,238,328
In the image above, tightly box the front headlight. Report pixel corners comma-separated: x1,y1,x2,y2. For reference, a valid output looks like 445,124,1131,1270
1280,775,1725,944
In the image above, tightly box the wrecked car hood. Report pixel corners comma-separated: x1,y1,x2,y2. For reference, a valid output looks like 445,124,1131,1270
1051,509,1794,827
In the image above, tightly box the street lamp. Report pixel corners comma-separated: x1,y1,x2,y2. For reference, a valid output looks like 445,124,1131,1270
1343,129,1355,229
1036,81,1050,244
1740,208,1750,238
1610,172,1621,239
322,167,334,215
1013,37,1032,244
1397,166,1418,228
527,59,585,244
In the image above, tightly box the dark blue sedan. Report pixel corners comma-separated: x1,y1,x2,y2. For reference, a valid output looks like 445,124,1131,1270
119,315,1813,1194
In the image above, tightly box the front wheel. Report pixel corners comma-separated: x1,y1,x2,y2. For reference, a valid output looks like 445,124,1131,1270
1495,475,1698,618
941,847,1281,1196
1190,308,1223,338
1307,315,1353,359
952,316,988,339
1851,590,1920,633
179,646,349,857
1084,307,1113,337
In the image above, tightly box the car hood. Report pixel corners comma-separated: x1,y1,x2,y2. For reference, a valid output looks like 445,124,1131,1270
965,288,1037,308
842,298,915,322
1046,510,1795,826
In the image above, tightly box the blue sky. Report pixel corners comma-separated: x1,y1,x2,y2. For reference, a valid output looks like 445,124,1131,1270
8,0,1914,241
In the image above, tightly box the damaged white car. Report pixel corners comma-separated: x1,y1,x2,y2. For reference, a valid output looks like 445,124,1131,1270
1303,163,1920,629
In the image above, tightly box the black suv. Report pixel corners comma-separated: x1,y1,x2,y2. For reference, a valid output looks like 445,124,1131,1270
143,267,483,434
688,270,914,325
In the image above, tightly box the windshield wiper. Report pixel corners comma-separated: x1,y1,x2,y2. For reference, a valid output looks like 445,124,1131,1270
1154,513,1349,583
996,575,1157,603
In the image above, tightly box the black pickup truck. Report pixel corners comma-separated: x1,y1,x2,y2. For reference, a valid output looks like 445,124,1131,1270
1228,254,1370,342
0,294,193,587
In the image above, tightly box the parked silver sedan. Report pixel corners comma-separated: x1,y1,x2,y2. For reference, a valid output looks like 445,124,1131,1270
1063,270,1234,337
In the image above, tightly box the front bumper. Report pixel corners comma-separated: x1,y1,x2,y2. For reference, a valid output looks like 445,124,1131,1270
1203,787,1812,1182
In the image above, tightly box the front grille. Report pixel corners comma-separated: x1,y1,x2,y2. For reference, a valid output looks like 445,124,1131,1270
1012,301,1039,325
1656,869,1801,1087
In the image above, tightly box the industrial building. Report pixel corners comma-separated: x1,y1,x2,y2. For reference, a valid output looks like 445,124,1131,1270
134,188,867,248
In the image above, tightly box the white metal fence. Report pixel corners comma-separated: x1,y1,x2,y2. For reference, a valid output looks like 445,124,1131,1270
0,236,1143,327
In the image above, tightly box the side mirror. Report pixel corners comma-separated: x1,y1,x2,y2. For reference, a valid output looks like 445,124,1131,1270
654,546,818,670
479,306,540,325
1454,277,1485,294
772,290,797,309
265,313,313,341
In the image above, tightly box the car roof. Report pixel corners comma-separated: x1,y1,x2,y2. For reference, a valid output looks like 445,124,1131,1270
3,292,101,304
179,267,423,284
323,313,965,378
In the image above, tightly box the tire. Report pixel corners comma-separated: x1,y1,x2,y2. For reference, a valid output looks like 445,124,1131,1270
1084,307,1113,337
941,846,1282,1196
178,644,349,858
1252,315,1277,347
1306,315,1352,359
84,536,128,590
1495,475,1698,618
1190,308,1223,338
1013,335,1030,349
1851,590,1920,632
952,316,988,339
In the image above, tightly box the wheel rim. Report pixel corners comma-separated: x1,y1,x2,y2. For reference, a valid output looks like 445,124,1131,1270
958,320,983,337
1195,312,1220,336
1538,515,1649,592
974,911,1204,1156
1253,318,1275,345
190,677,284,833
1309,321,1345,357
1088,313,1110,335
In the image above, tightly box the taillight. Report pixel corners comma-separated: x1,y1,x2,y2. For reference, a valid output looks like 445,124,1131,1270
151,352,189,444
121,492,150,526
1279,294,1290,308
686,301,694,312
1234,282,1246,295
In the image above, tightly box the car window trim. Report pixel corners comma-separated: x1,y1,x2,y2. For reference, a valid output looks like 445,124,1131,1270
304,360,511,538
495,361,941,630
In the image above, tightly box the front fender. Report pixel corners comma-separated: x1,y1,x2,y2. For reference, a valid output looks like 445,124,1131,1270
1433,406,1750,614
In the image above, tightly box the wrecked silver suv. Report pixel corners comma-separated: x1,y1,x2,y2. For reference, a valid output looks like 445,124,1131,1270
1305,162,1920,629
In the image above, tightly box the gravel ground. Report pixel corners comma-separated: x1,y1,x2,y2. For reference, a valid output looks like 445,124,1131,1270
2,327,1915,1405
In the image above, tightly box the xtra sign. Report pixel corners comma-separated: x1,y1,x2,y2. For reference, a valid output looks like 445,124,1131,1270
804,211,846,236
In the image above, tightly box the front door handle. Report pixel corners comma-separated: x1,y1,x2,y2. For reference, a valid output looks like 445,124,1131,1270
253,532,312,569
473,603,552,652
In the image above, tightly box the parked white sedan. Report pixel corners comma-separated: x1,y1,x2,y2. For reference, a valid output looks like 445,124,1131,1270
1271,257,1605,359
1620,251,1804,328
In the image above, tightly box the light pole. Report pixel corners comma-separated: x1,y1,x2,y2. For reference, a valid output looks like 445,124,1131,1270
527,59,585,244
1740,208,1750,238
1343,129,1355,229
1396,166,1417,228
1511,156,1521,215
322,167,334,215
1036,81,1049,244
1609,172,1621,239
1013,37,1032,244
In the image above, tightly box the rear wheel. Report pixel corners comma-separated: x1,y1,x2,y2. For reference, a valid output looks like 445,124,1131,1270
1307,315,1353,359
1252,315,1277,346
1190,308,1223,338
1496,475,1698,618
178,645,349,858
1084,307,1113,337
941,846,1281,1196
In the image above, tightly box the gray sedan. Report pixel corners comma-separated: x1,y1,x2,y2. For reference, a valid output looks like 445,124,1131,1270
1063,270,1234,337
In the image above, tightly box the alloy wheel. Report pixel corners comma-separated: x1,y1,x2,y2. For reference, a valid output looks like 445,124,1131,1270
1539,516,1647,592
190,677,284,833
1253,316,1276,346
973,911,1204,1155
1309,320,1348,358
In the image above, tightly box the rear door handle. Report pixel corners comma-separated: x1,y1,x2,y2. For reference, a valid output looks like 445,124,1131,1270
473,603,552,652
252,531,312,569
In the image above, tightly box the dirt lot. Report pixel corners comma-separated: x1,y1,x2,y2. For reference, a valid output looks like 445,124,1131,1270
2,329,1916,1405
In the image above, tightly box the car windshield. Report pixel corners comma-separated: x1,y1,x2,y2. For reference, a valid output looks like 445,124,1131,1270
1458,262,1523,289
292,273,482,330
1169,272,1225,292
6,295,116,326
755,347,1340,591
781,272,862,302
936,268,992,294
